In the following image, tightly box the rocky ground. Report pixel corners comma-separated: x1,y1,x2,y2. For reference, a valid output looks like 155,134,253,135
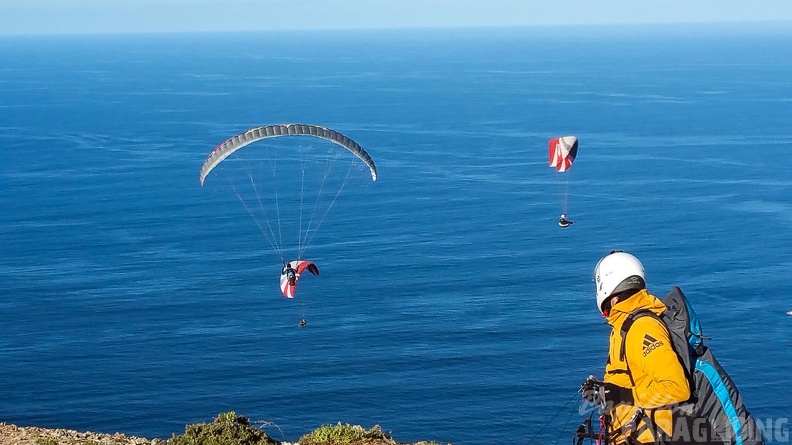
0,423,162,445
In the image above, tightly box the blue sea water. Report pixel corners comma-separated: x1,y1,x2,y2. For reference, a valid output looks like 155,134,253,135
1,24,791,445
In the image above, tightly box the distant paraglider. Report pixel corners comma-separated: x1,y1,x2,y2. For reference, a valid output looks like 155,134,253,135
200,123,377,300
549,136,578,227
558,213,574,228
280,260,320,299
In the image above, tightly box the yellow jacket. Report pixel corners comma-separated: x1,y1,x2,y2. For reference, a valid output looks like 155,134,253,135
603,289,691,444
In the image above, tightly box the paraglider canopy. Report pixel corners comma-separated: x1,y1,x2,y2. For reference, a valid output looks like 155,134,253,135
280,260,320,299
549,136,578,173
200,123,378,186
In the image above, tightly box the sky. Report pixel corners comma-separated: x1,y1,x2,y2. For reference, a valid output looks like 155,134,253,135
2,0,792,35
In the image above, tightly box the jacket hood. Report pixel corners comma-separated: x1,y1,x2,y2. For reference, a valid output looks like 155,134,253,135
604,288,666,326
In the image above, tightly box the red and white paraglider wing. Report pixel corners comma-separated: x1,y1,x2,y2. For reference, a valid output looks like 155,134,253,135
279,266,295,299
279,260,320,298
549,138,561,169
295,260,320,277
548,136,578,173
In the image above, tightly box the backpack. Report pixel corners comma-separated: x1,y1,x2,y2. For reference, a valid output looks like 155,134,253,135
619,287,765,445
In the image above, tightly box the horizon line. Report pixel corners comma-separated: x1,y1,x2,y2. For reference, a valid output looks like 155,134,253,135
2,19,792,38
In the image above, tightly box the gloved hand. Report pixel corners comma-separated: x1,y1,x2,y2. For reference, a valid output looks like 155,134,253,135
580,376,634,406
580,375,606,405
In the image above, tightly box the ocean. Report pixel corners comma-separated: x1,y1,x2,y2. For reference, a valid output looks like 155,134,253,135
1,24,791,445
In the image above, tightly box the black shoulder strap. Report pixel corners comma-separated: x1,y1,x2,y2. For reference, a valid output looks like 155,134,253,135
618,312,679,445
618,310,664,385
619,310,659,360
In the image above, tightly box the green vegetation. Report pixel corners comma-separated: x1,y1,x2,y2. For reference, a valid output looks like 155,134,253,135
163,412,446,445
167,411,277,445
299,423,393,445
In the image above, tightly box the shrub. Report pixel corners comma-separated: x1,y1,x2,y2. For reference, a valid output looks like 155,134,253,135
167,412,277,445
299,423,393,445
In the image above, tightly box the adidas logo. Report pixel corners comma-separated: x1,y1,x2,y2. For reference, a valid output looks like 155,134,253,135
642,334,664,357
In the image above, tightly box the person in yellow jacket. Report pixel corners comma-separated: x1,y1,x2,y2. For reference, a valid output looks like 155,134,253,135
584,250,691,445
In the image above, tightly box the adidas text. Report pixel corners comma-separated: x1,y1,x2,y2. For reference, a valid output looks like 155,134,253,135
643,340,664,357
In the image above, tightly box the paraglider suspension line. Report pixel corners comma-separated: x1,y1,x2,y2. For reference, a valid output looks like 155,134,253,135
301,153,356,254
522,391,582,445
229,174,283,262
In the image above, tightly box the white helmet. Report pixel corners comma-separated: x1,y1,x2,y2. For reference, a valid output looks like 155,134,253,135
593,250,646,312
